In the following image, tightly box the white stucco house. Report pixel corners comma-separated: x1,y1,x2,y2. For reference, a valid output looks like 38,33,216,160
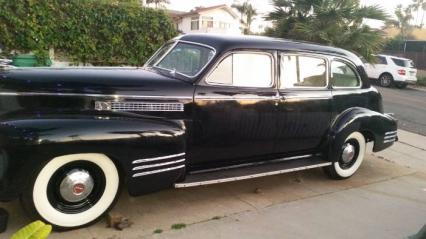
168,5,242,35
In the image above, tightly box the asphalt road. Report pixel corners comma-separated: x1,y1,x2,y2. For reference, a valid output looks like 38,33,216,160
377,86,426,136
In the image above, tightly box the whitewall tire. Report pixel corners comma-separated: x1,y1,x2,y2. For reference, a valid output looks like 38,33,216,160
22,153,120,229
325,132,366,179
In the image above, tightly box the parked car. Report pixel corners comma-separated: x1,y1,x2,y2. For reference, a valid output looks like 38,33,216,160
0,34,397,229
364,54,417,88
0,58,14,69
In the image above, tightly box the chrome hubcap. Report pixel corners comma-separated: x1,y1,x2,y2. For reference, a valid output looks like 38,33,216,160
341,143,356,163
59,169,94,203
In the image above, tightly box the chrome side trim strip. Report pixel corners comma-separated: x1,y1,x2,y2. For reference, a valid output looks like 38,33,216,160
174,162,332,188
195,96,273,101
190,154,315,175
384,139,396,144
132,158,185,171
132,152,185,164
384,135,397,140
194,96,330,101
385,131,397,135
133,165,185,178
0,92,192,100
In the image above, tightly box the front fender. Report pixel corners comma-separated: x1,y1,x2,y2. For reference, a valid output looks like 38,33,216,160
0,114,186,200
328,107,397,162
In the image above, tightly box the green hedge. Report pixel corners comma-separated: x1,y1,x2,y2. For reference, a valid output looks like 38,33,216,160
0,0,177,65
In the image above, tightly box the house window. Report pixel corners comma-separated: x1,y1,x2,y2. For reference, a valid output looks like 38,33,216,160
191,16,199,30
202,16,214,28
219,22,230,29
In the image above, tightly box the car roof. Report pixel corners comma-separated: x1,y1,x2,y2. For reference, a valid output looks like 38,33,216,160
377,54,412,61
176,34,363,65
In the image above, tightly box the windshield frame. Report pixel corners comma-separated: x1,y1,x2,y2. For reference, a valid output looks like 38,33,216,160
145,40,217,80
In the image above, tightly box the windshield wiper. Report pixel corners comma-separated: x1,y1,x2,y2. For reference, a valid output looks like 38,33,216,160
151,66,191,82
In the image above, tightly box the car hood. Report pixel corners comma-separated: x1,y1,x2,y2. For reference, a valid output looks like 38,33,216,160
0,67,193,98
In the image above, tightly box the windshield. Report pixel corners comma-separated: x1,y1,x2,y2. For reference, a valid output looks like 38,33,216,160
147,42,215,78
146,42,175,68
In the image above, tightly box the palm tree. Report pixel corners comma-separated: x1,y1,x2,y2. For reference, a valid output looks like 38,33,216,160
393,5,414,40
410,0,425,27
244,4,257,34
146,0,169,8
232,1,258,34
420,1,426,27
265,0,389,62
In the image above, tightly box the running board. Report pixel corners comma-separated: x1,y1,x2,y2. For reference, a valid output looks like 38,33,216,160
174,156,331,188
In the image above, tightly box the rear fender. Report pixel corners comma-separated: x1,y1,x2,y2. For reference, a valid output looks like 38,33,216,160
327,107,397,162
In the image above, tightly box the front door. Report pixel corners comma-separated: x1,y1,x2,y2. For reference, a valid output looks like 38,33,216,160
189,51,278,167
274,53,332,154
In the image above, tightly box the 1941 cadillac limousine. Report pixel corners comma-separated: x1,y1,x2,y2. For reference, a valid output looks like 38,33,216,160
0,34,397,229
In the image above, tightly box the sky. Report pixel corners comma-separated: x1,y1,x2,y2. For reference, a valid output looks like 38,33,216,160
167,0,417,32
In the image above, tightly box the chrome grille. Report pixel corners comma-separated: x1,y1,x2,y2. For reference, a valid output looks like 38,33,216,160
95,101,184,112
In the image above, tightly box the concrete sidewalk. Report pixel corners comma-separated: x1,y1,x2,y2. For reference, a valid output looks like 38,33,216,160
1,129,425,239
153,129,426,239
373,130,426,171
156,173,426,239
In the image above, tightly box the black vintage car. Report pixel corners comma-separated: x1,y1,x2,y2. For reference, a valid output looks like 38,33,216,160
0,34,397,229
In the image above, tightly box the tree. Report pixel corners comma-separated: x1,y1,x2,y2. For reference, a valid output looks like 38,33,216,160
232,1,258,34
146,0,169,8
264,0,389,61
390,5,414,41
410,0,426,27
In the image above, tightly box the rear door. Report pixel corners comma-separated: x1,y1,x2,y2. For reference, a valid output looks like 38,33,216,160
274,53,333,154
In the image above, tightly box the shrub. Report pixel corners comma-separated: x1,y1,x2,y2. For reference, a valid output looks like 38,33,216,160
0,0,177,65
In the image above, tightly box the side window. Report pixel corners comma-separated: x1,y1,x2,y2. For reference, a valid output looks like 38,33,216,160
207,52,273,88
331,61,361,87
377,56,387,65
280,55,327,88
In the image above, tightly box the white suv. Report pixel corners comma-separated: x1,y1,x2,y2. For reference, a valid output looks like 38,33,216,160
364,54,417,89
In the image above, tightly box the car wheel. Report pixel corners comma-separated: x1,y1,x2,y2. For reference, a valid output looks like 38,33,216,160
378,73,393,87
21,153,120,229
395,82,407,89
324,132,366,179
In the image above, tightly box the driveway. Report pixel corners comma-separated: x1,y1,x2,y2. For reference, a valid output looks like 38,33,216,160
377,85,426,136
1,129,426,239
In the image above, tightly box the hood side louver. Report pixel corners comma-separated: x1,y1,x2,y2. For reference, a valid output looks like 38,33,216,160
95,101,184,112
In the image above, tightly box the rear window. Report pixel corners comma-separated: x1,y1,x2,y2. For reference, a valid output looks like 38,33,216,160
391,58,413,68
